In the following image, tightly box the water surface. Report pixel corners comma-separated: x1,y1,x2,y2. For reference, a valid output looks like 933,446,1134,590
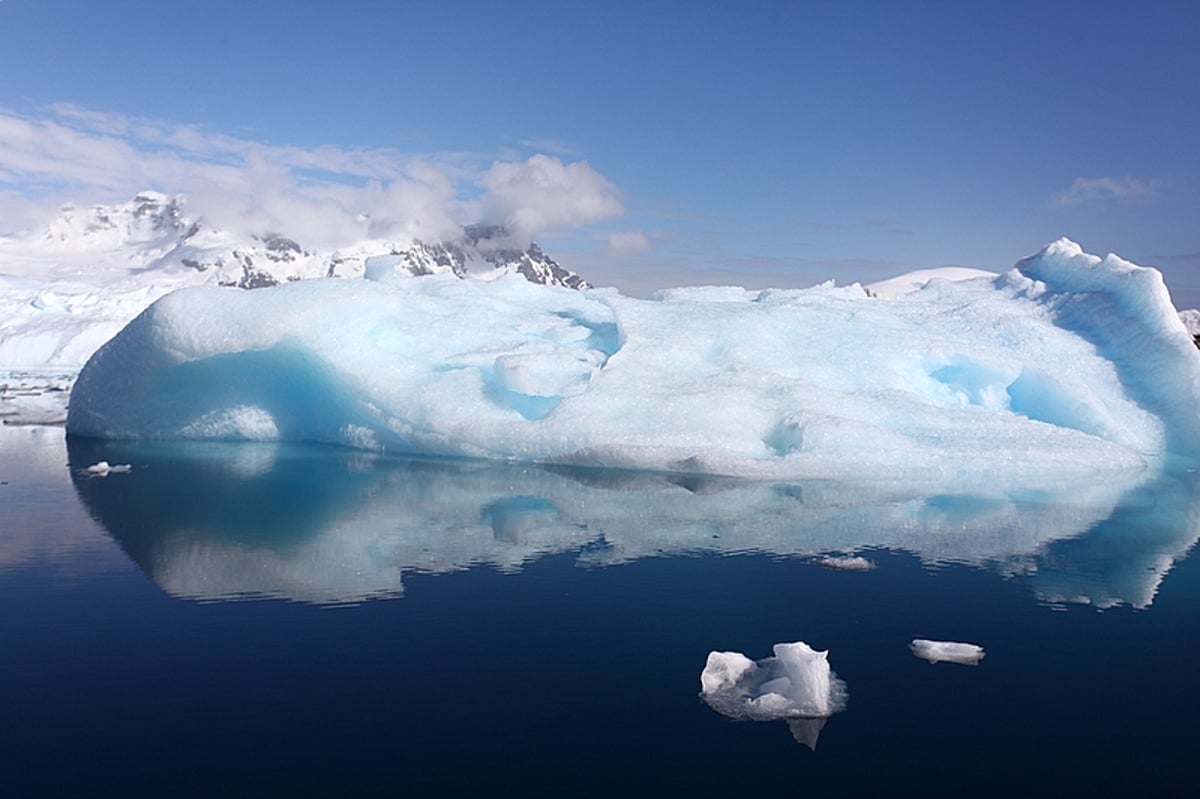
2,426,1198,795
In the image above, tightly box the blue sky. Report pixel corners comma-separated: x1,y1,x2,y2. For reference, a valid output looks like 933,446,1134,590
1,0,1197,302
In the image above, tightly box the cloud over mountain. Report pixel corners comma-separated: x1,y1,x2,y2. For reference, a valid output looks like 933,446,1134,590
0,105,625,246
479,154,625,245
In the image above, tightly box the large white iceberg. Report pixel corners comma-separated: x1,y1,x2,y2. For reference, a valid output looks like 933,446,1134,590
65,239,1200,482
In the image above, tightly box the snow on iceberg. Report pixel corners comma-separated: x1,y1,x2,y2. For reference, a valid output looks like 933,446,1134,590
65,239,1200,482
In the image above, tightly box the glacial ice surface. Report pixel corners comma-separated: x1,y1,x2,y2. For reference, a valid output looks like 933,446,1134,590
66,239,1200,482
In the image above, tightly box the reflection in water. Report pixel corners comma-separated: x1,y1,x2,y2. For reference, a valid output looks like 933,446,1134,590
0,426,127,573
787,718,828,751
1022,482,1200,608
66,436,1200,608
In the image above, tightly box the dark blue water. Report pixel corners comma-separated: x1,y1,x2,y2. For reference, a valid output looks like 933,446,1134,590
2,427,1198,796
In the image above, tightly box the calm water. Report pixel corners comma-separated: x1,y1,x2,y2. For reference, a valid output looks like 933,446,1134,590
2,425,1199,796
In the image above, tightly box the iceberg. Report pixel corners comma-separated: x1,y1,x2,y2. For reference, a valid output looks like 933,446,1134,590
700,642,846,720
700,642,847,749
65,239,1200,483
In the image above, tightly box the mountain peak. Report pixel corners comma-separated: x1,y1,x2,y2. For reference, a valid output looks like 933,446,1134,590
30,192,190,255
3,192,591,291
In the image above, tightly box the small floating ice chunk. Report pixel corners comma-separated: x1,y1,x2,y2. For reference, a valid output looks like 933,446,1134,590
814,555,876,571
80,460,131,477
700,641,847,721
911,638,985,665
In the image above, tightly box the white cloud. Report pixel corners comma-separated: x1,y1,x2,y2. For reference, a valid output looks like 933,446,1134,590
479,154,625,245
1054,176,1162,207
0,105,623,247
606,230,652,255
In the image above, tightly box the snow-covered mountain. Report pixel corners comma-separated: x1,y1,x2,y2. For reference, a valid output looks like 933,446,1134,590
354,225,589,290
0,191,591,291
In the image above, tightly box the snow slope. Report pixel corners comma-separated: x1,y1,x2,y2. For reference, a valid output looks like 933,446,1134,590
865,266,998,298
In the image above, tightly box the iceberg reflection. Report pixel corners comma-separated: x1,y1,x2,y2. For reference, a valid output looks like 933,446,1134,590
66,437,1200,608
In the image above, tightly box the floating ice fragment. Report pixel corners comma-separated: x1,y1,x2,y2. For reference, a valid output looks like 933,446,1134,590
701,641,847,749
80,460,131,477
700,641,847,720
911,638,985,665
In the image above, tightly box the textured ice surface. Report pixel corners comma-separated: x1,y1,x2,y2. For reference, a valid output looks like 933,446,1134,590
700,642,847,722
65,239,1200,482
911,639,986,665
